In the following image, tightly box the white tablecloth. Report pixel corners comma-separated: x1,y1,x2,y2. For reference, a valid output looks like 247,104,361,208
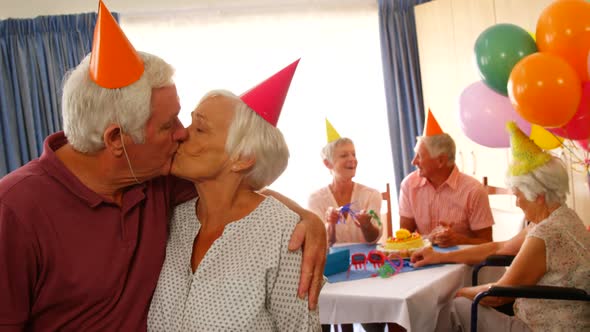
319,263,472,331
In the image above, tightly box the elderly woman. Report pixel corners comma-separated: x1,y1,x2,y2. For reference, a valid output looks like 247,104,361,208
147,83,320,329
430,122,590,331
308,137,382,247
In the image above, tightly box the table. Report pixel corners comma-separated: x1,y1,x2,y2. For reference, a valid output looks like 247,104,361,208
319,245,504,332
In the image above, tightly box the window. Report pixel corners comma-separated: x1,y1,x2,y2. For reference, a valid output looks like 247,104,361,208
121,1,394,208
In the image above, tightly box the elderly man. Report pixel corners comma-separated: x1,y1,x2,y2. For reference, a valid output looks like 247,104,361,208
0,3,326,331
398,112,493,247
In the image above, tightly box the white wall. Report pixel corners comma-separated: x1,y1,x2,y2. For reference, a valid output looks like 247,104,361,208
1,0,394,210
0,0,374,19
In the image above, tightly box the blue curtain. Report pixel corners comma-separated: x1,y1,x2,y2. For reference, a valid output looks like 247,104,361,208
0,13,100,177
378,0,431,193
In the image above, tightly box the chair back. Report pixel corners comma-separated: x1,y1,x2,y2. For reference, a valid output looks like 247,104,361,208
382,183,393,239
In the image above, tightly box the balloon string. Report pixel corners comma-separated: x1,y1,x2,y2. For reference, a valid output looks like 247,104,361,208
567,151,576,211
557,137,585,165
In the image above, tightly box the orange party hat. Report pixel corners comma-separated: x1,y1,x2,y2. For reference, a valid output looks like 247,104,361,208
240,59,300,127
423,109,444,136
89,0,144,88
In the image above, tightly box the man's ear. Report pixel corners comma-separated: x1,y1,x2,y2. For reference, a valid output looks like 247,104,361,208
104,124,125,157
323,159,333,169
231,156,255,172
436,154,447,168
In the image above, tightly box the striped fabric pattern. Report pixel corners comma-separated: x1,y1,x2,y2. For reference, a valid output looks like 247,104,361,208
398,167,494,237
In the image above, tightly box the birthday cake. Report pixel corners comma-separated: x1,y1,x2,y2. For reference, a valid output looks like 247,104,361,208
378,229,430,257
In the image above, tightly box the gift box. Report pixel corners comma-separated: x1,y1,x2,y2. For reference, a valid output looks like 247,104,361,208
324,248,350,276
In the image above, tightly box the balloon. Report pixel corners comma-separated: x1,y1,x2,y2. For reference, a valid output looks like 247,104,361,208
528,32,536,41
536,0,590,81
575,138,590,151
474,24,537,95
459,81,531,148
508,53,582,128
548,82,590,139
529,125,563,150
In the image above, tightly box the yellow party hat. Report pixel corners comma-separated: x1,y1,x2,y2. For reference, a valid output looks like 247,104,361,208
507,121,552,176
326,118,341,143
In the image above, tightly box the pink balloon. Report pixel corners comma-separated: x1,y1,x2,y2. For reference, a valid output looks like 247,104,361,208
548,82,590,139
459,81,532,148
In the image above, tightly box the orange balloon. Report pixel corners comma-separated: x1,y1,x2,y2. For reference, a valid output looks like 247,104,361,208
508,53,582,128
536,0,590,81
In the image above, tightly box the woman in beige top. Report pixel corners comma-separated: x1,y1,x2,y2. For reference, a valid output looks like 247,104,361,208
307,137,382,247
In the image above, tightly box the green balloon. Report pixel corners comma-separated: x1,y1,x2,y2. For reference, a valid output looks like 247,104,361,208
474,23,537,95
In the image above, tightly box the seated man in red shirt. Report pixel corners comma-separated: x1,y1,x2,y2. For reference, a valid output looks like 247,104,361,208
398,112,493,247
0,3,326,331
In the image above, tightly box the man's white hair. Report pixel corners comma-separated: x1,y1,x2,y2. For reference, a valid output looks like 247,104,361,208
61,51,175,153
416,134,456,166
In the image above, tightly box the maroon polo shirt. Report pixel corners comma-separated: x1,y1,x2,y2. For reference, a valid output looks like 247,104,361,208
0,132,195,331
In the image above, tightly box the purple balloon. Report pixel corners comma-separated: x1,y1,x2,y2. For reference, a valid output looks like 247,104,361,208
459,81,531,148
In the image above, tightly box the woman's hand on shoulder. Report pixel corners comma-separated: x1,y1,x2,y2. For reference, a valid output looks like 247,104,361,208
288,210,327,310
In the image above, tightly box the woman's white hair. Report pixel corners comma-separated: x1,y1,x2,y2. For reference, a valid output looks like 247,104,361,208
321,138,354,164
61,51,175,153
505,157,569,205
200,90,290,191
417,133,456,166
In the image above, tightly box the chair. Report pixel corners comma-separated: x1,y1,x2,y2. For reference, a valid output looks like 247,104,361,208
472,255,515,286
470,255,590,332
381,183,393,239
471,285,590,332
471,255,516,317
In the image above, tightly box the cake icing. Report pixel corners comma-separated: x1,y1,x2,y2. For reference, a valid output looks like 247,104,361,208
382,229,425,250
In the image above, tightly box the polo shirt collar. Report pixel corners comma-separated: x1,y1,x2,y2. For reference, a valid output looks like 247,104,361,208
39,131,146,208
444,166,460,190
